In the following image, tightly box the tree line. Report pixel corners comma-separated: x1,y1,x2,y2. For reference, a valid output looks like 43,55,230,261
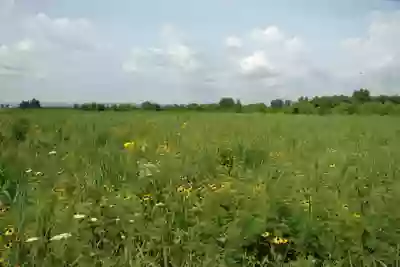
14,89,400,115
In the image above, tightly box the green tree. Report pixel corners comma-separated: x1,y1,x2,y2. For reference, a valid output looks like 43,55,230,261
141,101,161,111
19,98,41,109
270,99,284,109
352,88,371,103
218,97,235,110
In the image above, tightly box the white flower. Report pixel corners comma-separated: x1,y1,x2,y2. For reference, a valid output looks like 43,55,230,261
50,233,72,241
129,219,134,223
25,237,39,243
115,217,121,222
35,171,43,176
48,150,57,155
25,168,33,174
90,217,98,222
73,214,86,219
155,202,165,207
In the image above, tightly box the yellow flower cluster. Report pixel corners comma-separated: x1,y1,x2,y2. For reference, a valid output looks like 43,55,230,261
261,231,289,245
142,194,152,201
4,227,15,236
123,141,135,149
208,183,218,191
269,151,284,159
177,185,193,195
272,236,289,245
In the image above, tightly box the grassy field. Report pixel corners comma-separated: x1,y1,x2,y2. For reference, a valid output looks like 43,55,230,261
1,110,400,267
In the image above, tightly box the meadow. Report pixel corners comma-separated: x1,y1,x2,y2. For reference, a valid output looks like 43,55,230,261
1,110,400,267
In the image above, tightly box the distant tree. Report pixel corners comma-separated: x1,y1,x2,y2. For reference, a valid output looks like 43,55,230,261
291,107,300,114
97,103,106,111
243,103,267,113
218,97,235,110
31,98,41,108
270,99,284,109
141,101,161,111
292,101,316,114
352,88,371,103
187,103,200,110
284,100,292,107
332,102,357,115
19,98,41,109
297,96,309,102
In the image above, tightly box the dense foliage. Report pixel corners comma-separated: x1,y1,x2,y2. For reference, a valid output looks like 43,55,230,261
67,88,400,115
18,99,41,109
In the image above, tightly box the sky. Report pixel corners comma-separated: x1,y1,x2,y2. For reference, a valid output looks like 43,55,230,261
1,0,400,104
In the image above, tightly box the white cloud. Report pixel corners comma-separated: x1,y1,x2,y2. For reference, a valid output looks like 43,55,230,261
251,26,285,44
123,25,201,75
0,44,9,55
15,38,34,51
284,37,305,55
238,50,276,79
0,39,38,77
225,36,242,48
337,10,400,94
166,44,200,72
25,13,101,52
229,25,312,85
0,9,121,102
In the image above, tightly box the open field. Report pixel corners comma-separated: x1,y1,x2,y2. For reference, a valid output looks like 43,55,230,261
1,110,400,266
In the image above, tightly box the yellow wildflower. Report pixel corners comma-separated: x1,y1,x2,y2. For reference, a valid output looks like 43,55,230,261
330,164,336,168
142,194,152,201
177,185,192,195
272,236,289,245
123,141,135,149
177,185,185,193
208,183,218,191
4,241,12,249
353,213,361,218
5,227,15,236
261,231,270,238
181,122,188,129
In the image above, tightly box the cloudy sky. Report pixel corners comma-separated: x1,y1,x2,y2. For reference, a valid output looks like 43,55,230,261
1,0,400,104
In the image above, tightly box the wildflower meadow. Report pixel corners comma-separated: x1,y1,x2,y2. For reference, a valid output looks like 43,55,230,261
1,109,400,266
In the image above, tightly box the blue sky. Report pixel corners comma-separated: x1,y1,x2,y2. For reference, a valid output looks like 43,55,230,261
1,0,400,103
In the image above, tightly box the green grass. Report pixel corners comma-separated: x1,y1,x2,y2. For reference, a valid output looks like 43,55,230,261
1,110,400,266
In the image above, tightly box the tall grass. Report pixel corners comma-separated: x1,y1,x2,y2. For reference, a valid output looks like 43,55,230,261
1,110,400,266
